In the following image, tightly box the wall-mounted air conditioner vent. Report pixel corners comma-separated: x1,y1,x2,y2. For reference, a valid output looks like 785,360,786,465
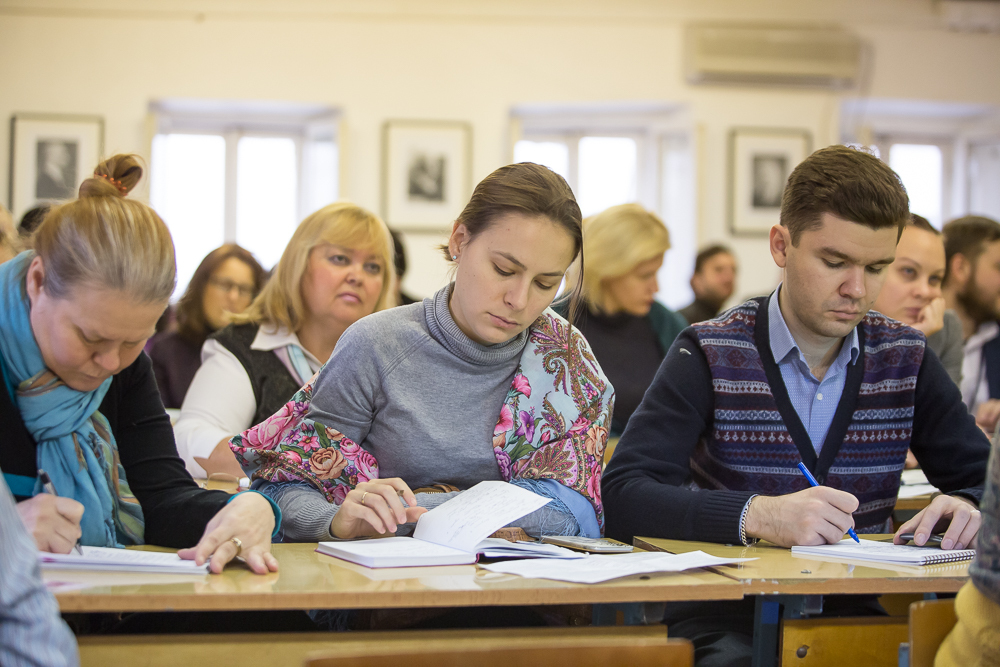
685,24,862,89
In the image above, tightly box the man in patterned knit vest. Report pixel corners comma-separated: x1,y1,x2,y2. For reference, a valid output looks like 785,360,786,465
603,145,990,667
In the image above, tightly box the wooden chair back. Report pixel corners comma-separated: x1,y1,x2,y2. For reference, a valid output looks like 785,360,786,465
306,641,693,667
908,598,956,667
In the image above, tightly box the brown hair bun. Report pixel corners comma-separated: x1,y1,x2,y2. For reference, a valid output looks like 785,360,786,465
78,154,144,199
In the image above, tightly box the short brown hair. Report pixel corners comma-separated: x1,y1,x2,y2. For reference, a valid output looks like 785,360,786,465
440,162,584,322
942,215,1000,285
175,244,266,347
780,145,910,245
33,154,175,303
694,244,733,274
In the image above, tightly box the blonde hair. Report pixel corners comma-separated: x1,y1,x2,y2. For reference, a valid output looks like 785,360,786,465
235,202,396,331
0,204,21,262
582,203,670,311
32,154,175,303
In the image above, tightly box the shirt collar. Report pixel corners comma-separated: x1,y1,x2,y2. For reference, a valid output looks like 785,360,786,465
251,325,322,366
767,284,860,369
965,321,1000,352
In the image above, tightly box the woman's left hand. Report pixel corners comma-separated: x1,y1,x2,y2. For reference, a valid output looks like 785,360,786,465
912,297,946,337
177,492,279,575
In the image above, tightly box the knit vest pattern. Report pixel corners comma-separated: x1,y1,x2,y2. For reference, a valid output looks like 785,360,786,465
210,323,303,427
689,297,925,532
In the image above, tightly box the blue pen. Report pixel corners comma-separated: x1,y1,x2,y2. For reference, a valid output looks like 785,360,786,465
796,462,860,543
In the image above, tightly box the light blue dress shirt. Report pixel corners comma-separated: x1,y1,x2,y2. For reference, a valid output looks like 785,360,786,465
768,286,860,455
0,476,78,667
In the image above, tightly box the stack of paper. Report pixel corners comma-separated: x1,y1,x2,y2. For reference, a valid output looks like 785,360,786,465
40,547,210,574
792,538,975,566
899,469,939,498
480,551,756,584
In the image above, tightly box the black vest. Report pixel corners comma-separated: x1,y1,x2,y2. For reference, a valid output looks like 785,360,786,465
210,323,303,427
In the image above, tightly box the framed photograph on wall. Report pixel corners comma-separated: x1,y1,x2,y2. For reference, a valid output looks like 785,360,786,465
728,127,812,236
382,120,471,231
8,113,105,220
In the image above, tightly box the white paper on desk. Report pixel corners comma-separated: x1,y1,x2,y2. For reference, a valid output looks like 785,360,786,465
480,550,756,584
476,538,585,560
413,481,550,553
39,546,210,574
898,483,938,498
900,469,930,485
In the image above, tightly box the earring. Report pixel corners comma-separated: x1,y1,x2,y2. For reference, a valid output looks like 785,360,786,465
452,255,457,261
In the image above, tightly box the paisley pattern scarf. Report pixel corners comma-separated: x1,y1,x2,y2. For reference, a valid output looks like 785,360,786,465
0,251,144,547
230,308,615,529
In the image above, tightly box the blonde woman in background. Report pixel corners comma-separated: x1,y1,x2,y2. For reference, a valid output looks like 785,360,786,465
175,203,396,479
557,203,688,436
0,155,278,573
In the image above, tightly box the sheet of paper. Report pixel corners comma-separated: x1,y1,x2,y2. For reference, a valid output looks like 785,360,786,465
413,481,550,553
898,483,938,498
39,546,210,574
480,550,756,584
476,538,585,559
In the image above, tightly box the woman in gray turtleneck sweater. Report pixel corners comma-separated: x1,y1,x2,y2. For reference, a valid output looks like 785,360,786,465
254,163,613,542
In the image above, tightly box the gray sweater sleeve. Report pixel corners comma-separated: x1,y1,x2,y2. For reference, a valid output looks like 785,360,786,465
257,482,581,542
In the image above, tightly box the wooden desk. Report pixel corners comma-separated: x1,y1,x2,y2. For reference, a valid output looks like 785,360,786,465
48,543,744,614
636,535,968,667
895,494,934,511
634,535,968,596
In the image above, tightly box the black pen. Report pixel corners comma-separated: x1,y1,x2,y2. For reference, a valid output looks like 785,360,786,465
38,469,84,555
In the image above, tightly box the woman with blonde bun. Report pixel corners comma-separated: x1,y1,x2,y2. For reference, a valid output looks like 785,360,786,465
558,203,687,435
174,203,396,479
0,155,279,574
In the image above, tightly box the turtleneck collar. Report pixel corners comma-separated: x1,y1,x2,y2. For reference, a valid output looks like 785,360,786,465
424,284,529,366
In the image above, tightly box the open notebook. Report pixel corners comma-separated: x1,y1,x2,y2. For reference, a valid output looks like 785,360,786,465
792,538,976,566
317,481,582,568
39,546,210,574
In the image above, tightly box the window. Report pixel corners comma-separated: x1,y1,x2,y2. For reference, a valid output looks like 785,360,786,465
888,143,945,228
149,100,339,296
510,103,696,308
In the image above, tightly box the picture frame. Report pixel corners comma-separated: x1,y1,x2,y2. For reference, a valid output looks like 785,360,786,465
382,120,472,231
8,113,105,221
728,127,812,236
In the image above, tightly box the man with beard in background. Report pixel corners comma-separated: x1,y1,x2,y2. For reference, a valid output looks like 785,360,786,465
942,216,1000,432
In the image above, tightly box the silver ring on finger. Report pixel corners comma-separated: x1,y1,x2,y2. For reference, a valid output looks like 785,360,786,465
361,491,369,507
230,536,243,557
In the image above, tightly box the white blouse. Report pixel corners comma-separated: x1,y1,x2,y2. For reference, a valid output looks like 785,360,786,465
173,326,322,478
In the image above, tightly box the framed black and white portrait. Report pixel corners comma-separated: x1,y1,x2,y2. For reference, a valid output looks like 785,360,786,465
9,113,104,221
382,120,471,231
728,128,812,236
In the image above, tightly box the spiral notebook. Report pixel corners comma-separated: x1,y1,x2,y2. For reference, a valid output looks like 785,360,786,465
792,538,976,566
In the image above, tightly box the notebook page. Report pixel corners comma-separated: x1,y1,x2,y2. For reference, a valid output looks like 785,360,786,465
413,481,550,553
791,538,976,564
321,536,470,560
39,546,210,573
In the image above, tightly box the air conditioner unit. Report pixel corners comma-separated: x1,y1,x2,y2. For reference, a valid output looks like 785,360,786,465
685,24,862,89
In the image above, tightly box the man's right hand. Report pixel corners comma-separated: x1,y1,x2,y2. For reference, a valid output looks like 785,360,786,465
16,494,84,553
744,486,859,547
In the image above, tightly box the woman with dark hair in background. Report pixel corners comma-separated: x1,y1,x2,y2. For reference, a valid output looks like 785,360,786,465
148,245,265,410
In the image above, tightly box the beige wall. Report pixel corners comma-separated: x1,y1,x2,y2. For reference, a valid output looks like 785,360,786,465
2,0,999,301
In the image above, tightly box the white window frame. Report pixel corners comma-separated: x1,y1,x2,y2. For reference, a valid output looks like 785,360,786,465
148,99,341,245
509,102,697,309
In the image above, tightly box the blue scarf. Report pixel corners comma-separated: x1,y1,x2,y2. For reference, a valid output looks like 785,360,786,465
0,251,144,547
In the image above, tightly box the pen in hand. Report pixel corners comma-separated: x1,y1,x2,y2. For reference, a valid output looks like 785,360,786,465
38,469,85,555
796,462,860,543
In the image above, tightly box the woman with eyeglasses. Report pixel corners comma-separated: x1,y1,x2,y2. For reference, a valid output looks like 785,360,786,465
148,244,265,411
174,204,396,479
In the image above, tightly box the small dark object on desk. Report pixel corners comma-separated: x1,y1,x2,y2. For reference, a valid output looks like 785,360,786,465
899,533,944,546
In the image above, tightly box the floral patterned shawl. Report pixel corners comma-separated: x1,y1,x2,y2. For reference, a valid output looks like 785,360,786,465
230,308,615,529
